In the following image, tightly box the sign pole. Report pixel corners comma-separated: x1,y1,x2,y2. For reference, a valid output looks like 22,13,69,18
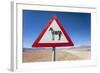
52,47,56,61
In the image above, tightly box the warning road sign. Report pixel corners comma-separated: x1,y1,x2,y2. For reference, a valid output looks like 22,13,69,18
32,16,74,47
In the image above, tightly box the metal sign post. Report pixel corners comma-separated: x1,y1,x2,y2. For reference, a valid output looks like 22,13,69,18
52,47,56,61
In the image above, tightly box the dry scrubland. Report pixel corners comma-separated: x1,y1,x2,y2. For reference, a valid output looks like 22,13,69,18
23,48,91,63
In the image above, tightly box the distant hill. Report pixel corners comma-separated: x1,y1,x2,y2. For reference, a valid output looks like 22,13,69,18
74,45,91,48
23,48,50,52
23,45,91,52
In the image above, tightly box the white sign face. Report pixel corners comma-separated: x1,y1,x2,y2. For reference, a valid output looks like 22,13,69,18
39,19,69,43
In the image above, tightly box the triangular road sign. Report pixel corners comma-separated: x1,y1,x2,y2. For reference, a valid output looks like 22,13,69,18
32,16,74,47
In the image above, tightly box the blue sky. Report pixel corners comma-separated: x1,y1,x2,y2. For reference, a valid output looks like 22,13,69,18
23,10,91,48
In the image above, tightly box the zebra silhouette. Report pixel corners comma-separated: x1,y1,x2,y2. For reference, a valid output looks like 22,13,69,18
49,27,62,40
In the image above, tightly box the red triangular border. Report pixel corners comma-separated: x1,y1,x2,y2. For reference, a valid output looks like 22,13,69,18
32,16,74,47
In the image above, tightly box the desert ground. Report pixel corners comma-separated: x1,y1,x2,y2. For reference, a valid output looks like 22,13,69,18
23,48,91,63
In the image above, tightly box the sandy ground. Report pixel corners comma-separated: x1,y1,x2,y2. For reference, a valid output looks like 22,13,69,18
23,48,91,63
